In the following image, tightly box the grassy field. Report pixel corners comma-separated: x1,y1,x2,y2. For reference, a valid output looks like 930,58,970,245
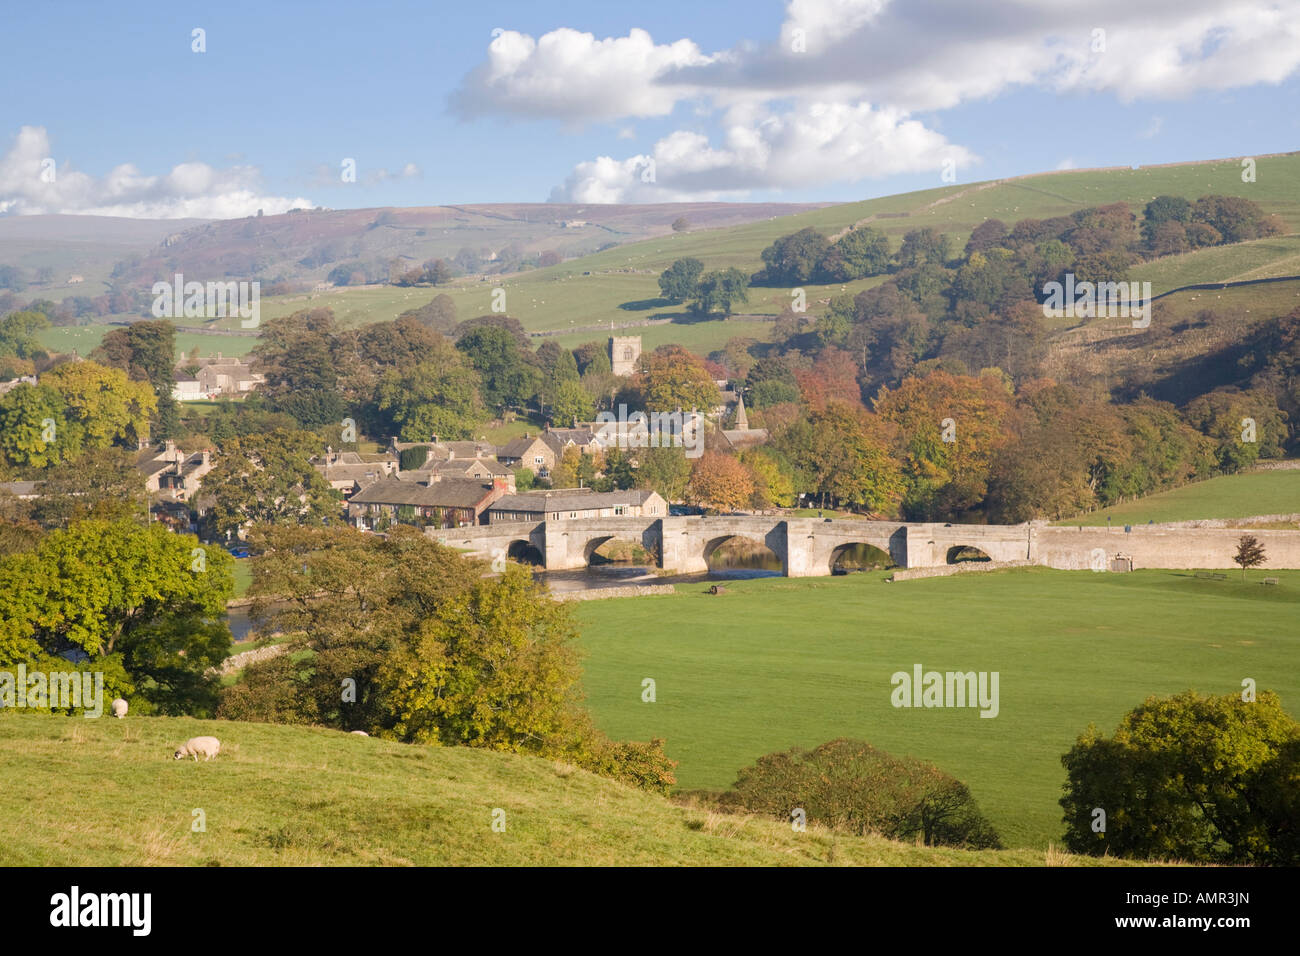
0,713,1131,866
37,324,257,361
572,568,1300,848
1056,470,1300,526
1133,234,1300,295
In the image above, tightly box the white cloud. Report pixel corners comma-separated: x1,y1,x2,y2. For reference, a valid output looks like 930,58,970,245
1139,116,1165,139
1055,158,1077,170
0,126,311,219
550,101,975,202
456,0,1300,201
450,27,718,121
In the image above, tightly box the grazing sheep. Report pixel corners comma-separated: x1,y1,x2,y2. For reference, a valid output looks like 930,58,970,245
173,736,221,761
350,730,369,736
111,698,128,718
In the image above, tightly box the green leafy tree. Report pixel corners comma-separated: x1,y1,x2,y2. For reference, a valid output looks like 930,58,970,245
637,344,720,412
657,257,704,301
690,267,750,316
635,445,691,500
1061,690,1300,864
0,383,82,467
0,519,233,715
376,355,487,442
200,428,342,538
757,228,832,284
823,226,891,281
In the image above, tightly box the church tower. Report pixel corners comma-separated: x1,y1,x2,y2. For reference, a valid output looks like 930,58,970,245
609,334,641,377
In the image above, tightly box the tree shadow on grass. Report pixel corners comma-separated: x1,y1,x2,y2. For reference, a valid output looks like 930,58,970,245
619,297,675,311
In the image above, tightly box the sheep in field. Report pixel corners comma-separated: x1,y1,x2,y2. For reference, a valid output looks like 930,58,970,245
111,698,128,718
173,736,221,761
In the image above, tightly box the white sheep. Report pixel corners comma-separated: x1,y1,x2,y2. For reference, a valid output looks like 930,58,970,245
349,730,369,737
173,736,221,761
111,698,128,718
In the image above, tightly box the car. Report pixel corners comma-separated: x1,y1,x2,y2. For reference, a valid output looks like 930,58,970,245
226,546,251,559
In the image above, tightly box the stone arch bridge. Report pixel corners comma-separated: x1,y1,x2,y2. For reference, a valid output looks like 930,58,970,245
426,515,1300,576
425,516,1033,576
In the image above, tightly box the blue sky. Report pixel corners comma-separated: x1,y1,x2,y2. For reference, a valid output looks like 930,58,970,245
2,0,1298,216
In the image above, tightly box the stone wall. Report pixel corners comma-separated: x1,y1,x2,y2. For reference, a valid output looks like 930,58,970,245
551,584,675,601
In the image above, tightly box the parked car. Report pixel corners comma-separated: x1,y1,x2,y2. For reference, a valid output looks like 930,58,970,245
226,545,251,559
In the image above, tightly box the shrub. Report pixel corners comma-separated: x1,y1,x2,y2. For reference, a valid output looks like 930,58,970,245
1061,690,1300,864
718,738,1002,848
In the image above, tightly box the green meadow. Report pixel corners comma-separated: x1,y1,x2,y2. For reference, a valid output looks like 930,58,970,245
0,712,1128,866
573,567,1300,848
1056,470,1300,526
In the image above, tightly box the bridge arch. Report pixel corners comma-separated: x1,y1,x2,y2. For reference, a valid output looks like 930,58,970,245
827,541,895,573
946,544,992,564
507,539,544,566
703,534,784,575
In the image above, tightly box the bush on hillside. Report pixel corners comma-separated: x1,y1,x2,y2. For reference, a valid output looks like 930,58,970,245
715,738,1002,849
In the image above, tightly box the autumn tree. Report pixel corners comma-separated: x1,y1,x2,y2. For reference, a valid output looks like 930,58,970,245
636,344,720,413
686,452,754,513
1234,534,1266,580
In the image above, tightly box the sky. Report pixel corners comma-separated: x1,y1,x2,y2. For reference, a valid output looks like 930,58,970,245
1,0,1298,218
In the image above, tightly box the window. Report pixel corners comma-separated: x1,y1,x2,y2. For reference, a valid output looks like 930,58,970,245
534,456,544,465
623,347,634,360
569,512,577,519
614,505,625,515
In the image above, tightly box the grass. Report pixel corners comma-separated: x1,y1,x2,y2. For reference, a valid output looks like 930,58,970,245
37,324,257,361
230,558,252,598
0,713,1133,866
1055,470,1300,526
571,567,1300,849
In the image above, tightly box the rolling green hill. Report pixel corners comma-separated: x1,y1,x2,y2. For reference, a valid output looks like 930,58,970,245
29,151,1300,361
1055,469,1300,527
0,713,1127,866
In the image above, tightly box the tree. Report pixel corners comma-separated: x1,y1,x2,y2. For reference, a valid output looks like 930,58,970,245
690,268,750,316
376,353,487,442
91,319,179,440
686,452,754,513
671,216,690,233
823,226,891,281
637,344,720,412
719,738,1001,848
29,448,148,529
547,378,595,426
220,526,674,789
0,383,81,467
0,519,233,715
399,293,458,332
635,445,691,500
1234,534,1266,580
756,228,832,284
253,309,348,428
894,228,952,269
39,361,156,451
0,310,50,359
199,428,341,538
1061,690,1300,864
657,257,704,302
739,448,795,508
456,324,539,411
